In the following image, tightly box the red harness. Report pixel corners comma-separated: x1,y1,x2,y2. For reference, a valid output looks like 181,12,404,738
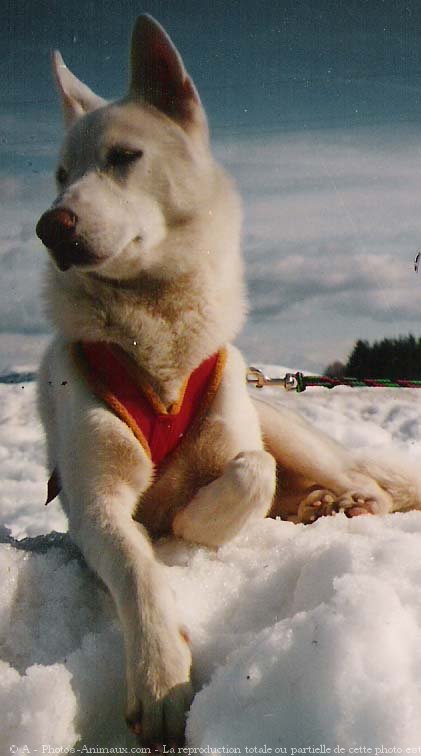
46,342,226,503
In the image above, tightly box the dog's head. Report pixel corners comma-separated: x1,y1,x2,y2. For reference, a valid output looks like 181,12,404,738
36,15,227,281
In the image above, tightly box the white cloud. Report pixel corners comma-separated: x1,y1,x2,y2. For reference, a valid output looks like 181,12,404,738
218,124,421,369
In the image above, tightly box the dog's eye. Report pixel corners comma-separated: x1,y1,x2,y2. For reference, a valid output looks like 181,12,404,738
56,166,68,185
107,147,143,168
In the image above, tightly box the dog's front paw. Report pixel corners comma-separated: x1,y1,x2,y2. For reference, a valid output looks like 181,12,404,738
126,626,193,749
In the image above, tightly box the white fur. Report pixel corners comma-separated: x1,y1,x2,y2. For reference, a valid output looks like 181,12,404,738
38,16,268,746
37,14,421,748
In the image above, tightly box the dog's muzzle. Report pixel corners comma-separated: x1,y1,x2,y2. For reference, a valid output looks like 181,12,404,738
36,208,97,271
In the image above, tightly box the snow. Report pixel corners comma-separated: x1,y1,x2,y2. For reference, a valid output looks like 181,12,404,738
2,374,421,751
0,382,67,538
186,514,421,749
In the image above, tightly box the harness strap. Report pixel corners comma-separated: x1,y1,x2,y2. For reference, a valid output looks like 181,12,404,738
45,342,227,504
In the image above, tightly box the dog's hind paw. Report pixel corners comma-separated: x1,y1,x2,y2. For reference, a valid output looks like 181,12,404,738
298,488,384,524
335,491,380,517
297,489,338,523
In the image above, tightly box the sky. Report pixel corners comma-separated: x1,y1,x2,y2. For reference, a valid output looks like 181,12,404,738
3,1,421,371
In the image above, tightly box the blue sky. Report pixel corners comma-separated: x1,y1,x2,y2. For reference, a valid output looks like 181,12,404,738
4,0,421,169
2,1,421,372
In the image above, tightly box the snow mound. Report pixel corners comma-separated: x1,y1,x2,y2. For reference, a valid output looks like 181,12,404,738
3,513,421,750
3,378,421,749
186,514,421,749
0,530,129,751
0,382,67,539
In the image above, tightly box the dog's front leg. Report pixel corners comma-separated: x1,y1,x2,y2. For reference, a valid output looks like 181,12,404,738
56,402,192,746
75,493,193,746
173,449,276,547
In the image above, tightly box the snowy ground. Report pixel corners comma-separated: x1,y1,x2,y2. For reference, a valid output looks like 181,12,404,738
2,373,421,752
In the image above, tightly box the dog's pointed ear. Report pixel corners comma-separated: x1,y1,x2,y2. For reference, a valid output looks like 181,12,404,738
129,15,207,135
52,51,106,128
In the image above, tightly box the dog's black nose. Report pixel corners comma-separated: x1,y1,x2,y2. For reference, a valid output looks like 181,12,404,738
36,208,97,270
36,208,78,250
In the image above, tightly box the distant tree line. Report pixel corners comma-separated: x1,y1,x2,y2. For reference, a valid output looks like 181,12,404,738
325,335,421,379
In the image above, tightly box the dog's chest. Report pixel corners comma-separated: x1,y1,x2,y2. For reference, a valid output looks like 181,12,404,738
134,414,230,536
75,341,224,459
73,341,229,537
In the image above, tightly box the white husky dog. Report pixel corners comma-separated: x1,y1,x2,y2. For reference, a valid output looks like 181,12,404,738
36,14,421,747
